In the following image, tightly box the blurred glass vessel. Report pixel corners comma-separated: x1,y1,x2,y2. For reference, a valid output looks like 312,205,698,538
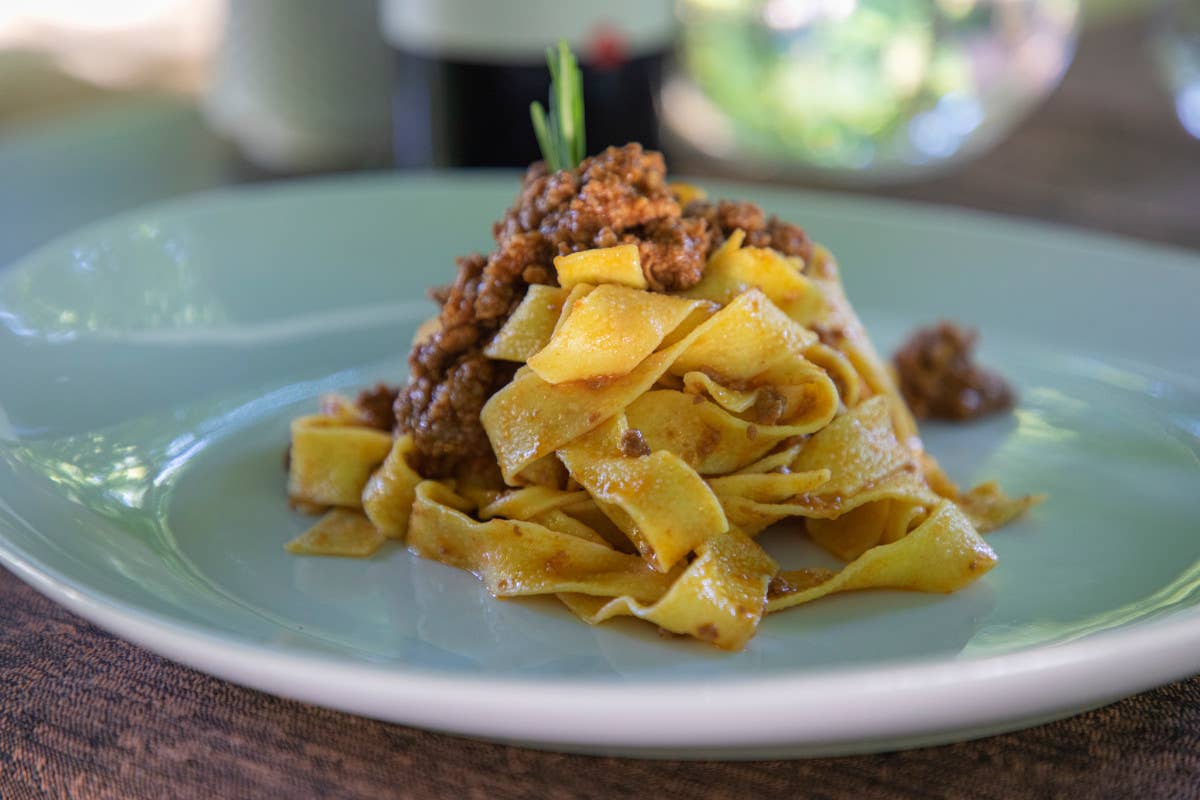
663,0,1080,183
1154,0,1200,141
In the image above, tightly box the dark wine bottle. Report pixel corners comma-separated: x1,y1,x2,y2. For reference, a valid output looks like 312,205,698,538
381,0,675,168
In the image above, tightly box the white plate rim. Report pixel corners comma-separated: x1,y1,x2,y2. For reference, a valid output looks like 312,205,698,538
4,532,1200,754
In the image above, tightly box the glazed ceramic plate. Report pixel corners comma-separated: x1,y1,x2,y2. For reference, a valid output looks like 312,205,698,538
1,175,1197,758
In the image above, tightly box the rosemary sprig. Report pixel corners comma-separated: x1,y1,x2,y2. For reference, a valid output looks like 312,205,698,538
530,40,586,172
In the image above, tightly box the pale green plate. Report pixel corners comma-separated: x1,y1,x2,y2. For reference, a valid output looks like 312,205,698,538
1,175,1197,757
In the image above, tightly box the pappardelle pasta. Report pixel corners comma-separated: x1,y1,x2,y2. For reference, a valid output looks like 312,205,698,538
283,167,1039,650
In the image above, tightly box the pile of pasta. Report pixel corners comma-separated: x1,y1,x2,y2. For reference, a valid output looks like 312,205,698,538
286,220,1037,650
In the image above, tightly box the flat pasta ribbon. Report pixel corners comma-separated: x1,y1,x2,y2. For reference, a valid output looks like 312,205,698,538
407,481,679,602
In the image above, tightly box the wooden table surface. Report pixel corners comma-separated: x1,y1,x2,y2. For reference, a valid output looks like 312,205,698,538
2,17,1198,800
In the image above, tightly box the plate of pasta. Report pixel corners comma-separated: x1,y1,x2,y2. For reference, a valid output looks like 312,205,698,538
280,145,1040,653
1,53,1198,754
0,164,1197,755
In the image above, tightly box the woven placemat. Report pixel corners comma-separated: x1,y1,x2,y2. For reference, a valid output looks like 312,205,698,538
2,569,1198,800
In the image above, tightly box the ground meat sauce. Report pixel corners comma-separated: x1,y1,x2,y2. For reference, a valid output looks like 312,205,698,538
396,143,817,476
751,386,788,425
354,383,400,431
683,199,815,265
893,321,1015,421
620,429,652,458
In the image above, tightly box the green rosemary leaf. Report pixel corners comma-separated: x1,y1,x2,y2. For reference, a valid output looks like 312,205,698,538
529,39,586,172
529,101,557,172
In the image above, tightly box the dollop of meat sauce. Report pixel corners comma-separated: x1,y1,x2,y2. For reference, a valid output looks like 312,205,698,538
392,143,816,477
353,383,400,431
893,321,1015,421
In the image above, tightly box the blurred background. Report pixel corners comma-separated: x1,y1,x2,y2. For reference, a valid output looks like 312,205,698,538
0,0,1196,269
